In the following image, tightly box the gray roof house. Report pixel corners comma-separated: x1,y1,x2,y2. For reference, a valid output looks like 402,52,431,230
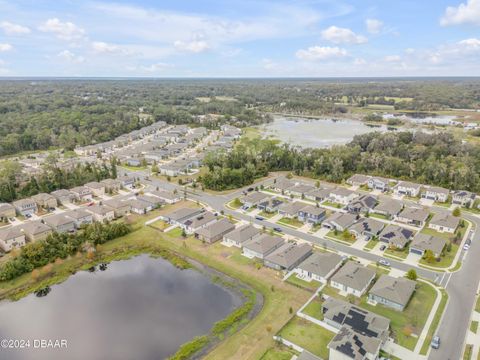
428,213,460,234
43,214,76,233
32,193,58,209
271,177,295,193
349,218,385,240
104,198,131,217
0,226,26,252
346,174,370,186
12,198,38,216
322,212,358,231
395,207,430,227
393,181,422,197
64,209,93,228
287,183,316,197
181,211,217,234
240,192,270,209
452,190,476,208
328,326,382,360
305,188,331,202
0,203,15,219
368,274,416,311
295,252,343,283
379,225,414,249
330,262,376,297
147,190,182,204
367,176,391,192
18,220,52,242
257,198,284,213
195,218,236,244
242,234,284,259
422,186,449,203
161,207,204,226
222,224,261,248
278,201,307,218
372,198,403,219
264,243,313,271
328,188,360,205
297,205,327,224
346,194,378,214
409,233,446,257
50,189,74,205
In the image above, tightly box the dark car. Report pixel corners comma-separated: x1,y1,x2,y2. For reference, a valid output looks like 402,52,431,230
379,244,386,251
255,216,264,221
273,227,283,233
247,187,254,192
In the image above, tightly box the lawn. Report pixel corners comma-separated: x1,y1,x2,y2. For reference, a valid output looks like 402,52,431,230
321,201,342,209
471,321,479,334
325,230,356,245
277,217,304,228
228,199,243,209
301,297,324,320
419,289,449,355
277,316,335,359
464,344,473,360
384,247,409,260
364,239,378,251
150,220,170,231
166,227,183,237
419,243,459,268
258,210,276,219
259,344,297,360
369,213,390,220
475,296,480,313
285,274,321,292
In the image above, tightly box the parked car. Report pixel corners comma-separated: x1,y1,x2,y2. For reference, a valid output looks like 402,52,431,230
463,243,470,251
378,259,390,267
255,216,264,221
431,336,440,349
379,244,386,251
247,187,254,192
273,227,283,233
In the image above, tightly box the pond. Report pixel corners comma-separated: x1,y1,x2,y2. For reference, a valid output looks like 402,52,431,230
261,116,394,148
0,255,240,360
382,113,459,125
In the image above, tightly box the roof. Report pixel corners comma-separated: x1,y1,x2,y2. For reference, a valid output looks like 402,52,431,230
64,209,92,220
350,218,385,236
373,198,403,215
183,211,216,228
369,275,416,307
325,212,357,229
0,203,15,212
19,220,52,235
241,191,270,204
273,177,295,190
305,188,331,199
347,174,370,184
398,207,430,222
243,234,284,255
31,193,56,202
278,201,307,215
51,189,72,197
348,195,378,210
299,205,326,216
137,194,164,205
410,233,446,255
165,207,203,222
104,198,131,209
85,181,105,189
70,186,92,194
426,186,449,195
288,184,315,194
453,190,475,199
395,181,422,190
0,226,24,241
86,204,114,215
330,188,358,198
296,252,343,278
148,190,180,201
379,225,414,248
328,326,381,359
13,198,36,207
195,218,235,239
330,262,375,291
224,224,261,244
429,213,460,230
265,243,312,268
43,214,75,227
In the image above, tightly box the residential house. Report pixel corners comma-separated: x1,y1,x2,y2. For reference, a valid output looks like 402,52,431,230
104,198,131,218
65,209,94,228
119,175,136,190
287,184,316,198
305,188,331,202
409,233,446,257
452,190,476,208
396,207,430,227
422,186,449,203
346,195,377,214
101,178,122,193
428,213,460,234
330,262,376,297
367,176,391,192
379,225,414,249
297,205,327,224
160,207,204,227
349,218,385,240
368,275,416,311
346,174,370,186
51,189,74,205
137,194,164,208
43,214,76,233
277,201,307,218
86,204,115,223
85,182,106,197
127,199,153,214
328,188,360,206
148,190,181,204
70,186,93,202
295,252,343,284
242,234,284,259
18,221,52,242
240,192,270,209
328,326,382,360
195,219,236,244
32,193,58,210
322,213,358,231
13,198,38,216
0,226,26,252
271,177,295,193
372,198,403,219
264,243,313,271
222,224,261,248
0,203,15,220
393,181,422,197
257,198,284,213
181,211,217,234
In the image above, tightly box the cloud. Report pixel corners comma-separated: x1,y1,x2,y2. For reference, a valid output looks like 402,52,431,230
321,26,367,44
39,18,85,40
0,43,13,52
174,40,210,53
296,46,347,61
91,41,132,55
384,55,401,62
365,19,383,34
57,50,85,63
127,62,172,73
0,21,31,35
441,0,480,26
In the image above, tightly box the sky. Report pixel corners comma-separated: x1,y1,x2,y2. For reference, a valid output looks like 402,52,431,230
0,0,480,77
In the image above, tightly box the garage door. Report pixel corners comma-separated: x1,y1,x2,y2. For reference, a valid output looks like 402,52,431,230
410,248,423,255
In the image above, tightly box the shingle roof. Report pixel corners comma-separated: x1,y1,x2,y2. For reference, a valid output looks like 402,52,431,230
373,198,403,216
429,213,460,230
410,233,446,255
224,224,261,244
379,225,414,248
265,243,312,268
398,207,430,222
330,262,375,292
369,275,416,307
350,218,385,236
296,252,343,278
195,218,235,239
243,234,284,255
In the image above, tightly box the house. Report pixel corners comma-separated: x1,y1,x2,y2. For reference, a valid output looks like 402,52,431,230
195,219,236,244
372,198,403,219
367,176,390,192
85,182,106,197
257,198,284,213
222,224,261,248
104,198,131,218
329,188,360,206
322,213,358,231
271,177,295,193
127,199,154,214
181,211,217,234
264,243,313,271
379,225,414,249
277,201,307,218
160,207,204,226
428,213,460,234
328,326,382,360
409,233,446,257
346,174,370,186
0,226,26,252
18,221,52,242
287,184,316,197
393,181,422,197
32,193,58,210
51,189,74,205
65,209,94,228
137,194,164,208
101,178,122,193
240,192,270,209
43,214,76,233
349,218,385,240
295,252,343,284
297,205,327,224
12,198,38,216
118,175,136,190
0,203,15,220
346,195,377,214
86,204,115,223
422,186,449,203
396,207,430,227
70,186,93,202
330,262,376,297
452,190,476,208
242,234,284,259
368,275,416,311
148,190,181,204
305,188,331,202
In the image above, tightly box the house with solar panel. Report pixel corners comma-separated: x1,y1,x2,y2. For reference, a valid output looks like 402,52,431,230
378,225,415,249
346,195,377,215
349,218,385,240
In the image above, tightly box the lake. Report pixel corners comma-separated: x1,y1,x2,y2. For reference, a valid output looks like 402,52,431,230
382,113,458,125
0,255,239,360
261,116,393,148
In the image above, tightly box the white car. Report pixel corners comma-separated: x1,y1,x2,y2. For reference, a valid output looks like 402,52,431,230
463,244,470,251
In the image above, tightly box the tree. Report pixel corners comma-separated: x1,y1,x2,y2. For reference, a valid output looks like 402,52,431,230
423,250,436,263
452,207,461,217
406,269,417,281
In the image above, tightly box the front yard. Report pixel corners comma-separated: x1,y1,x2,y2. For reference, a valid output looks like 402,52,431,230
384,246,409,260
277,217,304,228
258,210,276,219
325,230,357,245
364,239,378,251
285,274,321,292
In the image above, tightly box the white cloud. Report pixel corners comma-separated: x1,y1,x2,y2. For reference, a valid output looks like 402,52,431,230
296,46,348,61
353,58,366,65
173,40,210,53
39,18,85,40
0,43,13,52
57,50,85,63
127,62,172,73
384,55,401,62
321,26,367,44
458,38,480,49
441,0,480,26
91,41,132,55
365,19,383,34
0,21,31,35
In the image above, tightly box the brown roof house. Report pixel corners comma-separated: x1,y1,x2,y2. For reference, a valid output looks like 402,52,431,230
222,224,261,248
368,275,416,311
195,218,235,244
0,226,26,252
330,262,375,297
264,242,312,271
242,234,284,260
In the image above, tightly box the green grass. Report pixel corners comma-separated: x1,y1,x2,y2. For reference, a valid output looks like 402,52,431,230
369,212,390,220
367,264,390,276
258,211,276,219
384,247,409,260
259,344,297,360
364,239,378,251
475,296,480,313
285,274,321,292
471,321,479,334
301,297,324,320
228,199,243,209
464,344,473,360
322,201,342,209
277,217,304,228
277,316,335,359
326,230,356,244
167,227,183,237
419,243,459,268
420,289,449,355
